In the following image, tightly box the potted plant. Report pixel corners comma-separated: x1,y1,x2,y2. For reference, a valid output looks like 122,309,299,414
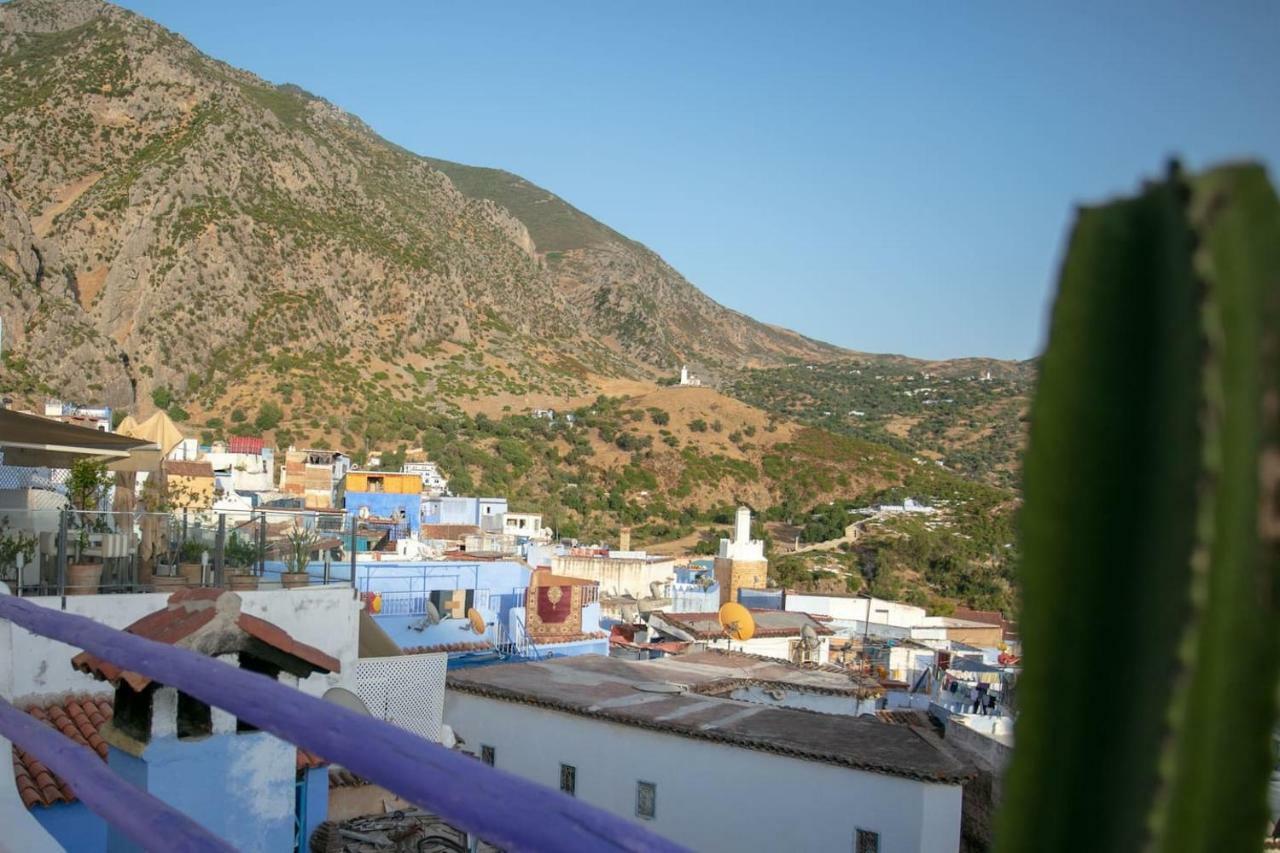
281,526,318,589
66,458,112,595
0,517,36,589
223,530,262,591
177,539,207,586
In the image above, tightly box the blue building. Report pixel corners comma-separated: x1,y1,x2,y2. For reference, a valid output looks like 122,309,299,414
358,560,608,661
420,496,508,531
342,470,423,535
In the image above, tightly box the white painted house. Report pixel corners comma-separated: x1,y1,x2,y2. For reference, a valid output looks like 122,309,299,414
645,609,835,664
444,653,966,853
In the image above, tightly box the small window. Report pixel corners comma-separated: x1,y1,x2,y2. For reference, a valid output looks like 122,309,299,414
480,745,495,766
560,764,576,796
636,781,656,820
855,828,880,853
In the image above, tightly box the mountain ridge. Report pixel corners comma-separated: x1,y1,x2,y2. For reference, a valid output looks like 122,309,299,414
0,0,847,417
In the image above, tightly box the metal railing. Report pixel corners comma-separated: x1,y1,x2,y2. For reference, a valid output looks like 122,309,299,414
0,508,359,603
0,593,686,852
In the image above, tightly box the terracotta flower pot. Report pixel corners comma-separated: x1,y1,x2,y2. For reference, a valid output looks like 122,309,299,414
227,572,259,591
151,575,188,593
67,563,103,596
178,562,205,586
281,571,310,589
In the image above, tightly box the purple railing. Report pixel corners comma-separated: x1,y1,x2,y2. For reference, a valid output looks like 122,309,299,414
0,700,235,852
0,595,688,853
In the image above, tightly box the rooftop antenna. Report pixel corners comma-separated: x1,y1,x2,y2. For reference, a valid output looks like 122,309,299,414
718,602,755,651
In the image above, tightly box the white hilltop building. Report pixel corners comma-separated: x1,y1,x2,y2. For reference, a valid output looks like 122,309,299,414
678,365,702,387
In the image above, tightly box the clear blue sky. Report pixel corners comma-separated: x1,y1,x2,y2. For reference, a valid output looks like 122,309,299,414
113,0,1279,360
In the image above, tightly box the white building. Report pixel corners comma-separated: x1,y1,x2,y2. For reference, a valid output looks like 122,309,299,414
401,461,449,496
204,441,274,493
444,653,965,853
645,609,834,664
550,550,678,599
501,512,551,542
42,400,111,432
786,592,928,632
677,365,702,387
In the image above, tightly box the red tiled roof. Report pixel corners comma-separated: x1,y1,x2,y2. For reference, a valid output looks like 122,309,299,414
72,588,339,690
12,695,111,808
165,460,214,478
402,641,492,654
420,524,481,540
227,436,265,455
13,695,325,808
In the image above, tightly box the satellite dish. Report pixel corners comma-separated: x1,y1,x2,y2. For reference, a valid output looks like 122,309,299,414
801,623,820,650
357,506,371,520
425,601,442,625
718,602,755,642
467,607,486,635
321,687,372,717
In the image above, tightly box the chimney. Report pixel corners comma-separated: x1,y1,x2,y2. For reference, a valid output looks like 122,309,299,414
618,527,632,552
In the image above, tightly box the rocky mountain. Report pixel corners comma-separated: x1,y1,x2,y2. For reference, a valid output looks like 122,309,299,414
0,0,841,416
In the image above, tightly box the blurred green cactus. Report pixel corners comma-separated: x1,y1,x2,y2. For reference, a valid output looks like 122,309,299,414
996,162,1280,853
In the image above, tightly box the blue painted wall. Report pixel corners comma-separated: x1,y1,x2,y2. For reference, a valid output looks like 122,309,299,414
421,496,507,526
302,766,328,849
105,748,147,853
357,561,530,598
33,802,106,852
107,731,296,853
344,492,423,533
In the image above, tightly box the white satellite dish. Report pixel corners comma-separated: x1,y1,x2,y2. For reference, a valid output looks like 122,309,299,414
425,600,441,625
322,687,372,717
358,505,371,520
801,623,820,650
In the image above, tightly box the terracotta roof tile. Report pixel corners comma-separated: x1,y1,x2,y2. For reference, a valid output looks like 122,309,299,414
165,460,214,478
11,694,113,808
72,590,339,689
13,694,326,808
227,436,265,455
402,641,492,654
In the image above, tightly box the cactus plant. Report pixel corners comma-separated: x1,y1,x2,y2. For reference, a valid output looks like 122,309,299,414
996,162,1280,852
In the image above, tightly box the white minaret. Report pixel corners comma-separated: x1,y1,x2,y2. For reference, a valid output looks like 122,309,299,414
734,506,751,544
680,365,690,385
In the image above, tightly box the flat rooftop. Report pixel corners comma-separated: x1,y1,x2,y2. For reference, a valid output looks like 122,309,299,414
650,609,833,640
446,653,970,783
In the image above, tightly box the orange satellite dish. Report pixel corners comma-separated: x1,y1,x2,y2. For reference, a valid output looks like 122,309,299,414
467,607,486,635
718,602,756,642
